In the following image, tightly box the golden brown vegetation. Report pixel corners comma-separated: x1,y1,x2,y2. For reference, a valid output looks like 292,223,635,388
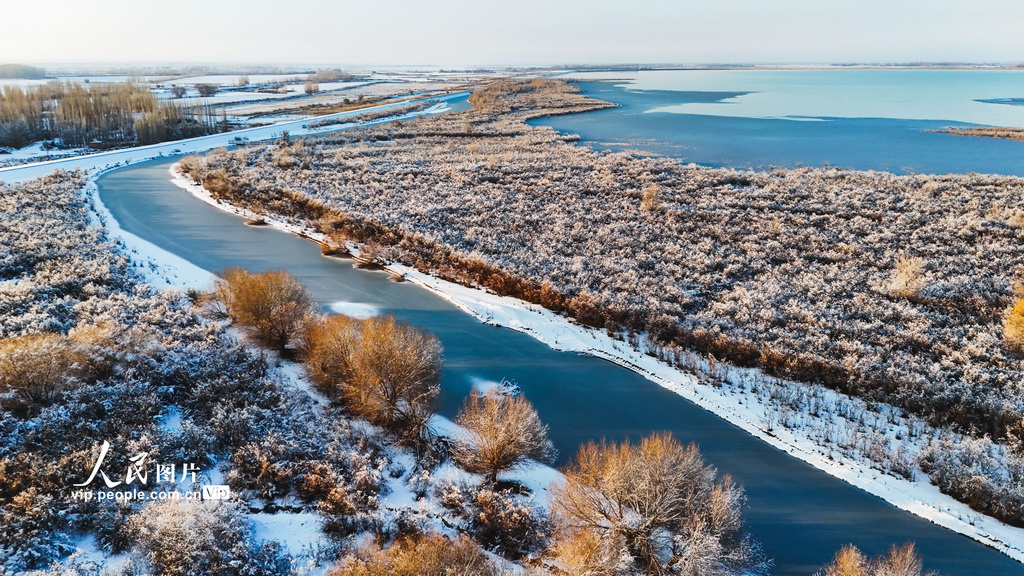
816,543,934,576
1006,297,1024,349
213,267,313,350
303,313,442,446
551,433,764,575
328,533,498,576
451,390,556,484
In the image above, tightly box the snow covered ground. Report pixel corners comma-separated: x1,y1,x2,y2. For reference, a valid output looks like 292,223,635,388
9,90,1022,566
163,165,1024,564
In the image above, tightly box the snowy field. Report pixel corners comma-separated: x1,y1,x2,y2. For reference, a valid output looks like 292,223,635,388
163,166,1024,564
5,87,1022,566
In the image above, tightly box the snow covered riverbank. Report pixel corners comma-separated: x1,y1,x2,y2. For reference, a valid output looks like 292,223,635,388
164,164,1024,564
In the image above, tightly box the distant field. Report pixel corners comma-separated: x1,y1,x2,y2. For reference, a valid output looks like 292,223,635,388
937,125,1024,141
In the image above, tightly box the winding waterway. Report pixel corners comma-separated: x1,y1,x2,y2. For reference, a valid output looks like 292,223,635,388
95,157,1024,575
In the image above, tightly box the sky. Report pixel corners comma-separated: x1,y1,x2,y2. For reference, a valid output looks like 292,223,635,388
3,0,1024,67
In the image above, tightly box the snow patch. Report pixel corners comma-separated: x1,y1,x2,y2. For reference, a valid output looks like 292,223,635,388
250,512,328,558
159,406,183,434
327,301,381,319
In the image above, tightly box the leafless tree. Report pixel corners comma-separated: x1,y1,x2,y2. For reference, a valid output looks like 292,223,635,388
345,315,442,443
816,542,934,576
452,389,555,484
213,268,313,350
552,433,764,576
195,83,218,97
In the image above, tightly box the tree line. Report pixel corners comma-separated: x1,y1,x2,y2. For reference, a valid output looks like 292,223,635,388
0,63,46,79
0,80,222,149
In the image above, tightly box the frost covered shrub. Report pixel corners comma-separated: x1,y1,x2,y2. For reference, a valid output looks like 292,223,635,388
552,433,766,576
0,487,73,572
126,499,293,576
226,414,385,513
327,533,498,576
212,268,313,351
0,333,86,408
886,256,927,301
467,487,550,560
303,314,442,448
919,435,1024,526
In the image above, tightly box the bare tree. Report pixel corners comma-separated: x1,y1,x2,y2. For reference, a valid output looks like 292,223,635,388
816,543,933,576
213,268,313,350
451,389,555,484
170,85,186,98
552,433,765,576
195,83,218,97
345,315,442,443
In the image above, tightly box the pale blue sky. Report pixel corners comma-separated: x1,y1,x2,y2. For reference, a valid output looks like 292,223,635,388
4,0,1023,66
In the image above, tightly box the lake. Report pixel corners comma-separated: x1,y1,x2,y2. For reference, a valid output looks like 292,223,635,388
534,69,1024,176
